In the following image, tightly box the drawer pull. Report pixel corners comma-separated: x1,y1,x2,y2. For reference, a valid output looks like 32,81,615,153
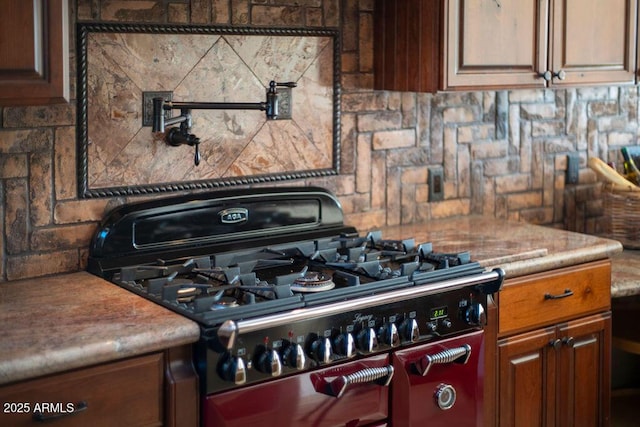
544,289,573,300
563,336,575,347
32,401,87,422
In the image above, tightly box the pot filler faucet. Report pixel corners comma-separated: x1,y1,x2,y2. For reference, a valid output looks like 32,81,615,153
152,80,297,166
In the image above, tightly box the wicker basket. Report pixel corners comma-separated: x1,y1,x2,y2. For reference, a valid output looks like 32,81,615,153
602,184,640,249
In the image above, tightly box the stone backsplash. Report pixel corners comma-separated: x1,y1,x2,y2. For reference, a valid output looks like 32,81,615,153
1,0,638,281
83,29,336,191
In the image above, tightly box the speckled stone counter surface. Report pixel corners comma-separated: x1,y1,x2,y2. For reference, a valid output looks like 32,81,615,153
610,250,640,298
0,272,200,386
0,217,626,386
370,216,623,280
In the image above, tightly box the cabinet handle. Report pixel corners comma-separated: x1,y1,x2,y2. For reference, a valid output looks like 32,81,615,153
563,336,575,347
544,289,573,300
549,339,562,350
553,70,566,80
538,70,552,81
32,401,87,422
537,70,566,81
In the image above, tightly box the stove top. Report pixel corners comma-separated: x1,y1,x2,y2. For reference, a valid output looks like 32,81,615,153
88,187,504,395
108,231,485,325
88,187,498,327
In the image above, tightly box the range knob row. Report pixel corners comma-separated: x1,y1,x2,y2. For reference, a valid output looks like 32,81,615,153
217,303,485,383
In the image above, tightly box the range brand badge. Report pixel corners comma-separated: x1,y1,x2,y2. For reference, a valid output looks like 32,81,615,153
219,208,248,224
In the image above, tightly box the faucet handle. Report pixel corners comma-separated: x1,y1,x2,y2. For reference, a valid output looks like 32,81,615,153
276,81,297,88
268,81,297,92
166,128,201,166
193,139,201,166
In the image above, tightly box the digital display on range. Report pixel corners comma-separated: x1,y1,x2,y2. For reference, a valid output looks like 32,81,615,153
429,306,448,320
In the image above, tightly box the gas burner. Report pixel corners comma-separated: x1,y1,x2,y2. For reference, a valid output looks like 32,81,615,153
211,296,239,310
176,286,198,303
291,271,336,293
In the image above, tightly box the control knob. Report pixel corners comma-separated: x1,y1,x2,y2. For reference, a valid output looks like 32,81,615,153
332,332,356,358
356,327,378,353
379,322,400,347
399,318,420,342
310,336,333,364
217,352,246,385
281,341,306,370
465,301,486,326
254,346,282,376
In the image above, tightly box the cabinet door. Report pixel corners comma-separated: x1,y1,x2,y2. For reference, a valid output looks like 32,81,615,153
0,0,69,105
373,0,442,92
549,0,636,86
497,327,557,427
0,353,163,427
556,312,611,427
444,0,549,90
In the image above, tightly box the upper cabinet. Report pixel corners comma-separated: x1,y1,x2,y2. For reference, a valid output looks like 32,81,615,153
374,0,638,92
0,0,69,105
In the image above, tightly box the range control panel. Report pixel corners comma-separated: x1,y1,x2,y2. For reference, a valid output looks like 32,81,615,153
198,285,487,394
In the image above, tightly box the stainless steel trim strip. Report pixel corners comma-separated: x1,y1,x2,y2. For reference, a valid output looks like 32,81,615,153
235,269,503,334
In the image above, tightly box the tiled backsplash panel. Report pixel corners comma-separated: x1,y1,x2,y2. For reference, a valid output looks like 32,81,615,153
1,0,639,281
82,27,336,194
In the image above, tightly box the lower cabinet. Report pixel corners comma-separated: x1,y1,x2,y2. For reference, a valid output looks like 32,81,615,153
497,313,611,427
0,346,198,427
491,260,612,426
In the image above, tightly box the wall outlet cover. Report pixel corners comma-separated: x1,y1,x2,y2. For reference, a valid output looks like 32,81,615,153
566,153,580,185
428,167,445,202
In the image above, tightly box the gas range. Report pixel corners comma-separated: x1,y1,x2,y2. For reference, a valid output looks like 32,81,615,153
88,187,503,426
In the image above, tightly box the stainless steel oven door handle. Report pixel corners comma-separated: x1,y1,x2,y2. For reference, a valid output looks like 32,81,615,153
318,365,394,398
414,344,472,376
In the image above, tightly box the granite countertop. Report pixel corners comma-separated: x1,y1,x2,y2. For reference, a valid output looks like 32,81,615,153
0,272,200,386
0,216,626,387
371,215,623,283
610,250,640,298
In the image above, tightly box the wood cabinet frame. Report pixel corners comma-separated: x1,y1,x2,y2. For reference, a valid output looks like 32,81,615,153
374,0,638,92
0,0,69,105
486,260,612,426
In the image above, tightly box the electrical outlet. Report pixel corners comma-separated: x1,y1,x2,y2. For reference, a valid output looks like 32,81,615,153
566,153,580,185
142,91,173,127
428,167,444,202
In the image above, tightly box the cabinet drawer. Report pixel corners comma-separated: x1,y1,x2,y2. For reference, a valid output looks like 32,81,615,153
498,260,611,336
0,353,163,427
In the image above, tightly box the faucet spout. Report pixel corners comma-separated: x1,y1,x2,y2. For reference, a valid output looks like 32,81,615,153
150,79,297,166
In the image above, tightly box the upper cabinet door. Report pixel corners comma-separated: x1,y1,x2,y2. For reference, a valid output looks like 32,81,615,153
374,0,638,92
445,0,549,90
0,0,69,105
549,0,637,87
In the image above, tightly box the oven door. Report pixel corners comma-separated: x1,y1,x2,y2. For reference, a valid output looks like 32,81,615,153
203,354,391,427
391,330,484,427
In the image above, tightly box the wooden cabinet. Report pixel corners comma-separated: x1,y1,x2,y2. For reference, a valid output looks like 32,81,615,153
547,0,636,88
0,353,164,426
0,347,198,427
488,260,612,426
374,0,637,92
497,313,610,427
0,0,69,105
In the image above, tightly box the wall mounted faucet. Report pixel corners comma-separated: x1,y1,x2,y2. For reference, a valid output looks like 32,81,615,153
152,80,297,166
